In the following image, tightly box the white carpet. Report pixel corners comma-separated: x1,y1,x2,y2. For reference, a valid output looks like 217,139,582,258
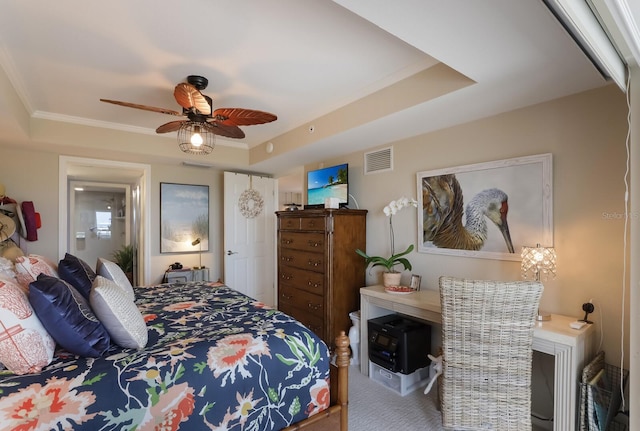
348,364,551,431
348,365,444,431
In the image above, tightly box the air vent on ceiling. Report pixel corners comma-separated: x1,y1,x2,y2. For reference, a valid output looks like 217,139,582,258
364,147,393,175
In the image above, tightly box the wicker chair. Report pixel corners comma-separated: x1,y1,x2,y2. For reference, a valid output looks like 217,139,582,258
438,276,543,430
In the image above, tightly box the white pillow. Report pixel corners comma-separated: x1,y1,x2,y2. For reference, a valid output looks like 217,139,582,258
96,258,135,301
0,278,55,374
90,276,147,349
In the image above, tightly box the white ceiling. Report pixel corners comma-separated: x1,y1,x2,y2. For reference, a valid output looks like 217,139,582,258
0,0,637,179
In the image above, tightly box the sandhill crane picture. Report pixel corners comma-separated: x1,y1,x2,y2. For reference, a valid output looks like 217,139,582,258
416,154,553,261
422,174,515,253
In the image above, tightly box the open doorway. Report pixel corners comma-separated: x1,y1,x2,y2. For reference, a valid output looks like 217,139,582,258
59,156,151,285
69,181,131,278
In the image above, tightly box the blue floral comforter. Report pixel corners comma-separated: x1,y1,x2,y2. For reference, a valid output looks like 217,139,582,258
0,282,331,431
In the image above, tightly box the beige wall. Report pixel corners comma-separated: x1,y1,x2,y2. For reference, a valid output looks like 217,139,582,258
0,148,59,260
0,147,228,285
1,83,631,399
149,165,225,284
318,84,630,370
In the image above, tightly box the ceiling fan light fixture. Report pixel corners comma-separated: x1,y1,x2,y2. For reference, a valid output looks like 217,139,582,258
177,121,214,155
101,75,277,151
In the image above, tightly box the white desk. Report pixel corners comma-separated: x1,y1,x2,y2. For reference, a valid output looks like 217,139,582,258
360,285,595,431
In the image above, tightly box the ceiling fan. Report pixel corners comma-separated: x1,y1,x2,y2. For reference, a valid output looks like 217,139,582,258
100,75,277,153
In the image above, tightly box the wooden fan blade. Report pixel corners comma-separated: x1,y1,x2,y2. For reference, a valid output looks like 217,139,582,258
204,121,245,139
174,83,211,115
156,120,187,134
213,108,277,126
100,99,183,116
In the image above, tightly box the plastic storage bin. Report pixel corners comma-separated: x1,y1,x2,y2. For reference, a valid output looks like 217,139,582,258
369,361,429,396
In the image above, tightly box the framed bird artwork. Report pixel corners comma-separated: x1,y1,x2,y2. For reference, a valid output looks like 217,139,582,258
416,153,553,261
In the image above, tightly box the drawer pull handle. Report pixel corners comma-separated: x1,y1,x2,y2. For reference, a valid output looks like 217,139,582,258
307,260,321,267
307,240,321,247
282,256,294,262
281,294,292,300
283,238,293,245
281,274,293,280
307,281,320,288
308,303,321,310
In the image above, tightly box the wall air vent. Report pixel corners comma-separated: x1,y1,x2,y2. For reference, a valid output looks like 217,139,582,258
364,146,393,175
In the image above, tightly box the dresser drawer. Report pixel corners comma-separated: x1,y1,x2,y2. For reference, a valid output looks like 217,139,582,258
278,284,324,318
278,216,327,232
280,232,325,252
278,216,301,231
299,217,327,231
279,266,324,295
279,249,324,272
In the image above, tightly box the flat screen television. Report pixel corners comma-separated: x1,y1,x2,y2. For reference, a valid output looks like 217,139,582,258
307,163,349,207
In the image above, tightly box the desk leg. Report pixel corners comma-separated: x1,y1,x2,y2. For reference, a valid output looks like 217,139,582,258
553,346,574,431
532,339,579,431
360,296,370,376
358,294,399,376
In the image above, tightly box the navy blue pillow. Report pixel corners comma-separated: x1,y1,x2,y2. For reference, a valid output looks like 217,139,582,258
58,253,96,299
29,274,110,357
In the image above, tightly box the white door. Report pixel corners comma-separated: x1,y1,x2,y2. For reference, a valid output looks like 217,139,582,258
223,172,277,306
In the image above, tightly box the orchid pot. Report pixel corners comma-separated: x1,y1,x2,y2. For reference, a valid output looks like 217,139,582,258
355,196,417,286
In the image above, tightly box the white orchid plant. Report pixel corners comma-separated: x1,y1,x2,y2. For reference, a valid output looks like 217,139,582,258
356,196,418,273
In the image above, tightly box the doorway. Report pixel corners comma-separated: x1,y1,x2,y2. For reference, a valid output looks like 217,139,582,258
59,156,151,285
69,181,130,276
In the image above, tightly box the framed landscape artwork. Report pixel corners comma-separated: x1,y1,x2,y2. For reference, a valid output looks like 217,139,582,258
160,182,209,253
416,153,552,261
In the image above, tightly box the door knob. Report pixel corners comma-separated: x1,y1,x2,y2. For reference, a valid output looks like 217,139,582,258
227,250,238,256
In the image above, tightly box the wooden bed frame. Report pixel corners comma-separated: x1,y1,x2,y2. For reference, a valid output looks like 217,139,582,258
283,331,350,431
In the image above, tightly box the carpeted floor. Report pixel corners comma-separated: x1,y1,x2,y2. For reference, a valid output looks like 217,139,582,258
348,364,551,431
348,365,444,431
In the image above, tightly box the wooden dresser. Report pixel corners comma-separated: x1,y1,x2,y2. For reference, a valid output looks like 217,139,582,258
276,209,367,349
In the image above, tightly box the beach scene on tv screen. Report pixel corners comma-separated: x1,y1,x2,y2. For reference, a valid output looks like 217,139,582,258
308,164,348,205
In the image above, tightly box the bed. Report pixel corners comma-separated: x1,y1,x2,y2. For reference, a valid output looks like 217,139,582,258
0,280,350,431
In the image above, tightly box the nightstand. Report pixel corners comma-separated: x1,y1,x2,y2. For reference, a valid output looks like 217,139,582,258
164,268,209,283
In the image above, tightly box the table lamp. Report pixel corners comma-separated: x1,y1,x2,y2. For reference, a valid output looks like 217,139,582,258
521,243,556,321
192,238,203,269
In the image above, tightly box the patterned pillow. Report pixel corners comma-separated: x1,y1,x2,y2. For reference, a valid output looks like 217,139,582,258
96,258,135,301
0,278,55,374
14,254,58,292
29,274,110,357
58,253,96,299
90,276,147,349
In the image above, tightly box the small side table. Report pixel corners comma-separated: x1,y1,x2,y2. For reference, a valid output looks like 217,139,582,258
164,268,209,283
